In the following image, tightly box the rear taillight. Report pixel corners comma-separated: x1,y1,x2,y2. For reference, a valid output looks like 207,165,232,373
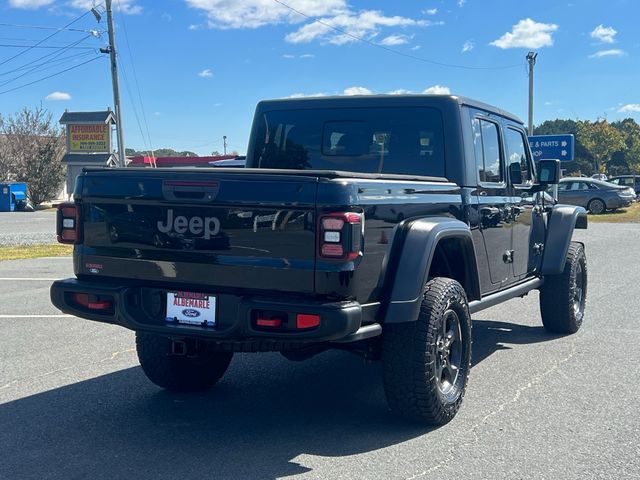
57,202,80,244
318,212,363,260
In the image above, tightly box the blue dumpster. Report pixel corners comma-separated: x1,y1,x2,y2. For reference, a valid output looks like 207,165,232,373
0,182,28,212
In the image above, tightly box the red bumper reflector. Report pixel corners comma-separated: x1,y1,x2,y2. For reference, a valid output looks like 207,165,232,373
296,314,320,329
256,318,282,328
321,244,344,257
72,293,112,310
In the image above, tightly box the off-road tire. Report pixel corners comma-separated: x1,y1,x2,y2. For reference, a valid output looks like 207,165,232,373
136,333,233,391
587,198,605,214
539,242,587,334
382,278,472,425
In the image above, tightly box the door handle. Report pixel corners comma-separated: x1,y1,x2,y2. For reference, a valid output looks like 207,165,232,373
480,207,500,216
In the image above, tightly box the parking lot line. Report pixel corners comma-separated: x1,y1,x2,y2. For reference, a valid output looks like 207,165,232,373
0,278,59,281
0,314,74,318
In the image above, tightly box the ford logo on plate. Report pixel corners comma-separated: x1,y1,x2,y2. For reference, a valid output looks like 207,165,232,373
182,309,201,318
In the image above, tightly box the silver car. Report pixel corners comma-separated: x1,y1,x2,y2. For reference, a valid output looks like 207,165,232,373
556,177,635,214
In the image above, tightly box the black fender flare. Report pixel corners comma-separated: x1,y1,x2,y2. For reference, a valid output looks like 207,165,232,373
383,217,481,324
541,205,587,275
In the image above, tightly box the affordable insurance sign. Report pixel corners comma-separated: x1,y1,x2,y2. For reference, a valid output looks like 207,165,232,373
68,124,111,153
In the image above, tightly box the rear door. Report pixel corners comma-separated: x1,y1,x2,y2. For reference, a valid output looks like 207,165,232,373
78,170,318,294
469,112,512,292
503,123,544,280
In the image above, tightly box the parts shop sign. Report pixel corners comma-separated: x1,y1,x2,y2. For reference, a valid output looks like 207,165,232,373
69,124,110,153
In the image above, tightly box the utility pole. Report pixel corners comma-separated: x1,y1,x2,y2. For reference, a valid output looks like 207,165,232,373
223,135,227,155
104,0,126,167
526,51,538,135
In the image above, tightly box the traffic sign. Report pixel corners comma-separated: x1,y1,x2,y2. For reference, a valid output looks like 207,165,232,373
528,134,574,162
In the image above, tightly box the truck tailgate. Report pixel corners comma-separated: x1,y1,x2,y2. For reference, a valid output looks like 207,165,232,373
77,170,318,294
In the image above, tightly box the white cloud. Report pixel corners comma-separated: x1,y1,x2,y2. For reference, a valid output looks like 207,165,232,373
590,24,617,44
288,92,327,98
343,86,373,96
9,0,53,8
187,1,433,46
424,8,437,15
618,104,640,113
70,0,142,14
283,53,315,58
589,49,626,58
379,34,411,46
490,18,558,49
388,89,413,95
286,10,431,45
188,24,201,30
198,68,214,77
458,0,466,7
186,0,346,29
423,85,450,94
411,45,421,51
45,91,71,101
462,40,474,53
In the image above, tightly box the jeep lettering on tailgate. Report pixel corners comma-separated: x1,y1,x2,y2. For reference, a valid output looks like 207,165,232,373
157,209,220,239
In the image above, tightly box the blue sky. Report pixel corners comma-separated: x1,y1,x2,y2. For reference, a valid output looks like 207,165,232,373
1,0,638,155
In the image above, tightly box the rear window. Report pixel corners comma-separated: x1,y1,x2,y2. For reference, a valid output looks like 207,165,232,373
252,107,445,176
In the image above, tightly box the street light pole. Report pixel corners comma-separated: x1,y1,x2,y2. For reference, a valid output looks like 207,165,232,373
105,0,126,167
527,51,538,135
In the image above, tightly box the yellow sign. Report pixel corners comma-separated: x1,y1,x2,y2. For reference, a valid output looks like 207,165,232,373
69,124,110,153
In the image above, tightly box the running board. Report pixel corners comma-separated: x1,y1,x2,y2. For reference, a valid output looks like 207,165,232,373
468,278,543,314
331,323,382,343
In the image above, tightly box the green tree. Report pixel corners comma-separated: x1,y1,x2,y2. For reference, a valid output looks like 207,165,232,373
611,118,640,174
576,120,625,173
0,107,65,206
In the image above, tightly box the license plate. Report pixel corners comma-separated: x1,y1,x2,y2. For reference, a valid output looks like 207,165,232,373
166,291,216,326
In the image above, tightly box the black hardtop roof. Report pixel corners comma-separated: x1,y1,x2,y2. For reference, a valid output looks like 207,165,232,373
256,94,523,124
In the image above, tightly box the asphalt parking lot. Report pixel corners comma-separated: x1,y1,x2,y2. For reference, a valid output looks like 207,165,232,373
0,211,57,245
1,223,639,480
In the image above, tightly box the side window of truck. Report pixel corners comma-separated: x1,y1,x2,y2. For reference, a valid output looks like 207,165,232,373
505,127,533,186
472,118,503,183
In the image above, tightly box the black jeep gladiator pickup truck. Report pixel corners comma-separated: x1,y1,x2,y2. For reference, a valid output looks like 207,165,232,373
51,95,588,424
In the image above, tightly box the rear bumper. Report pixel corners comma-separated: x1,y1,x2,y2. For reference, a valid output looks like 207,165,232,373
50,278,363,344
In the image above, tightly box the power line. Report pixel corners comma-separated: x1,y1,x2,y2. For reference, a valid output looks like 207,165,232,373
0,34,96,77
0,55,103,96
0,22,101,33
0,43,97,50
0,50,93,76
120,60,151,154
0,50,95,88
0,11,91,67
0,34,94,87
271,0,523,71
117,0,154,155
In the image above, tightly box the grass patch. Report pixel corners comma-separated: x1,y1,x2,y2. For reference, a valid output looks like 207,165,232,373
588,201,640,223
0,244,72,261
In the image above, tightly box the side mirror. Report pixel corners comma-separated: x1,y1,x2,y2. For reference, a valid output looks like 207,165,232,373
537,159,560,186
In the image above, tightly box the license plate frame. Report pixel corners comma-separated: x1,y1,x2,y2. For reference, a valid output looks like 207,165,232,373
165,291,216,327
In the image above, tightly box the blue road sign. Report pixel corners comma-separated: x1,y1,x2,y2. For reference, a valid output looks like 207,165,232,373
528,134,575,161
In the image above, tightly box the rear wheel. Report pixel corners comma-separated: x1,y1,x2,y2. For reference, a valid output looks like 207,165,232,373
539,242,587,334
382,278,472,424
136,333,233,391
587,198,605,214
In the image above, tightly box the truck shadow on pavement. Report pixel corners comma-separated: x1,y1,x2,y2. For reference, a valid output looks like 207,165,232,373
1,321,562,480
1,351,427,480
472,319,564,365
